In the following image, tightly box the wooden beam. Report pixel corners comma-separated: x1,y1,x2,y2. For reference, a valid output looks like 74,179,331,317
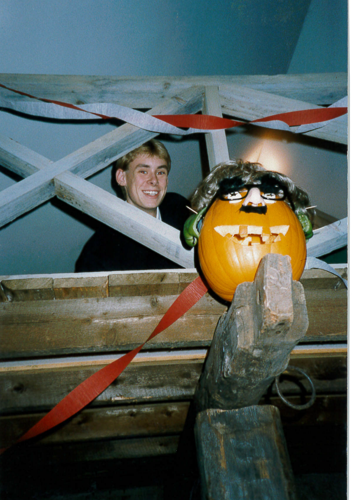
0,401,190,448
0,86,204,228
307,218,347,256
220,84,347,145
0,134,195,267
0,267,347,359
0,134,52,177
0,351,346,415
0,73,346,106
54,172,195,268
195,406,298,499
203,86,229,169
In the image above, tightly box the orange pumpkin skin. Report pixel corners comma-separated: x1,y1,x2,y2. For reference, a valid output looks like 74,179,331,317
198,199,307,302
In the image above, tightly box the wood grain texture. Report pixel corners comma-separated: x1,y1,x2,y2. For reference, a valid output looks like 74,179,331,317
203,86,229,169
195,254,309,412
1,277,54,302
0,73,346,106
0,394,345,463
0,353,346,415
0,286,347,360
220,83,347,145
195,406,298,500
307,218,348,257
0,360,203,414
0,401,190,448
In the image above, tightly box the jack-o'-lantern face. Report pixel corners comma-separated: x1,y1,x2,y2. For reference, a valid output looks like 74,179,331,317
198,174,307,302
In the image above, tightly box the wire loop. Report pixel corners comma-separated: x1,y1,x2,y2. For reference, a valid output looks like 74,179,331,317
275,365,316,410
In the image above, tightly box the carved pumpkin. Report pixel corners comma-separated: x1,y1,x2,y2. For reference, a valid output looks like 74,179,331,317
198,197,306,302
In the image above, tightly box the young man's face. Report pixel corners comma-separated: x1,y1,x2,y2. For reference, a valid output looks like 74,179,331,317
115,154,169,217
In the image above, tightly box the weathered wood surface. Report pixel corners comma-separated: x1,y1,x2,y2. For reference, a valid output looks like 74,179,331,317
203,86,229,169
0,401,189,448
195,254,309,412
306,218,348,257
0,392,346,449
195,406,298,500
0,286,346,359
221,84,347,144
0,352,346,415
0,73,346,106
0,267,347,359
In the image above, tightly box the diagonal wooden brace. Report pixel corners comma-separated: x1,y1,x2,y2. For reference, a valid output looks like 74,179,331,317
195,253,309,412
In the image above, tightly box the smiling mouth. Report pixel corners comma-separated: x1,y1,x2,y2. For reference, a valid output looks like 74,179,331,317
143,191,159,196
214,225,290,245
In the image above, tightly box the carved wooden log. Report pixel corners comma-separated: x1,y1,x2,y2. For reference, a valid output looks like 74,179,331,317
195,253,309,412
195,405,298,500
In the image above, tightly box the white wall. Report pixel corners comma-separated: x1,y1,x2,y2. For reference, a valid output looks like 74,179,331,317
0,0,347,274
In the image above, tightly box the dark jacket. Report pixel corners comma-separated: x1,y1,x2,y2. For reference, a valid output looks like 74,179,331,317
75,193,190,272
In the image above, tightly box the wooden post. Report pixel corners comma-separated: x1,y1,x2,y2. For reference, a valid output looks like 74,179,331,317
195,405,298,500
193,254,309,499
203,86,230,170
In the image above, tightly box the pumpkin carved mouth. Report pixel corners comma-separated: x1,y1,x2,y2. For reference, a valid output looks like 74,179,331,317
214,225,290,246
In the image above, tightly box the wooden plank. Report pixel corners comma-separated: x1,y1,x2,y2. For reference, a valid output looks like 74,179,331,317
262,394,347,427
1,277,54,302
203,86,229,169
300,266,348,289
0,284,347,359
0,349,345,415
307,218,348,257
220,84,347,145
55,172,195,269
1,393,345,450
0,134,51,177
0,298,222,358
0,395,345,466
304,289,347,342
0,86,204,228
0,73,346,106
271,354,347,397
108,271,195,297
0,359,203,414
0,401,190,448
1,435,180,463
53,276,108,299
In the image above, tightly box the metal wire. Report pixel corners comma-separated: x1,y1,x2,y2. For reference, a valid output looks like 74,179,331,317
275,365,316,410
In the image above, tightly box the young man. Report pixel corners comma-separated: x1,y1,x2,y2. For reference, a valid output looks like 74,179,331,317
75,140,190,272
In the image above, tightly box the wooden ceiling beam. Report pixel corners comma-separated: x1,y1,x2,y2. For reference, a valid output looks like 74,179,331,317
0,73,346,107
0,86,204,229
220,84,347,145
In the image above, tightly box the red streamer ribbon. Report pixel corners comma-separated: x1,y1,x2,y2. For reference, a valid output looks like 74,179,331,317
154,107,348,129
0,82,347,133
0,275,208,455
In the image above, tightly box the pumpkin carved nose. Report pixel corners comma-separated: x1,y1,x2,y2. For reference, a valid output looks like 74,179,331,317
243,187,265,207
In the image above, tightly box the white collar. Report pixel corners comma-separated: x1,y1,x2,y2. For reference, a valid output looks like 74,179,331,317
156,207,162,220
